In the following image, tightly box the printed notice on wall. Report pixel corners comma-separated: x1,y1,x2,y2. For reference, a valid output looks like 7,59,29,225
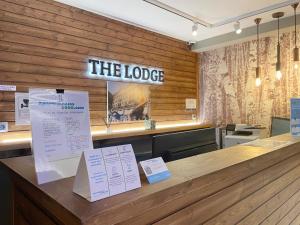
29,89,93,184
15,92,30,125
185,98,197,109
0,122,8,133
0,85,16,91
73,144,141,202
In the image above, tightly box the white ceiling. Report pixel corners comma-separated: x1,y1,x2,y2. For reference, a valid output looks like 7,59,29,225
56,0,296,42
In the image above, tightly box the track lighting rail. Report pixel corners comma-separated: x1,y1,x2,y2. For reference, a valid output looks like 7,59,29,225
143,0,300,28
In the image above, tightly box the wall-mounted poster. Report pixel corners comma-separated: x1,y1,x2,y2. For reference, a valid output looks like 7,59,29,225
15,92,30,125
0,122,8,133
107,82,150,123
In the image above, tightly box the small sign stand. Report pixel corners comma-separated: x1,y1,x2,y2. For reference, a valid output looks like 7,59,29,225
29,88,93,184
73,144,141,202
140,157,171,184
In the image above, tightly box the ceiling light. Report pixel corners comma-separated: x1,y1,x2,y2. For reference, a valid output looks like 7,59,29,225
234,21,242,34
292,3,299,70
272,12,284,80
192,22,198,36
255,18,262,87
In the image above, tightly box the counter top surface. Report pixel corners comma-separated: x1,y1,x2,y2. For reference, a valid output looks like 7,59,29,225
1,133,300,224
0,123,210,152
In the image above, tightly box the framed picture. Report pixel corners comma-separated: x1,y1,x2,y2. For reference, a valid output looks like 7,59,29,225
107,82,150,123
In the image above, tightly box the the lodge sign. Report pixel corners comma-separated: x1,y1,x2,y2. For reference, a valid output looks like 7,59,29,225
87,58,164,85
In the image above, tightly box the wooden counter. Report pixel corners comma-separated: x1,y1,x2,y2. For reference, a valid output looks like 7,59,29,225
2,134,300,225
0,123,210,152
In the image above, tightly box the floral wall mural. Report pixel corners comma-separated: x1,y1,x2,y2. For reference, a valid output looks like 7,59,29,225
200,28,300,134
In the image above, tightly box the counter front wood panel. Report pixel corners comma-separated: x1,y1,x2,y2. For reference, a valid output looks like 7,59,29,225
2,134,300,225
0,0,198,132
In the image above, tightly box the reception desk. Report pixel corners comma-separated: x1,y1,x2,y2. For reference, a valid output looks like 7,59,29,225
2,133,300,225
0,123,210,152
0,124,215,163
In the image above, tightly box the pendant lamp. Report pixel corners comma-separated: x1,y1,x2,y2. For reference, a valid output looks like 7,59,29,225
292,3,299,69
272,12,284,80
255,18,262,87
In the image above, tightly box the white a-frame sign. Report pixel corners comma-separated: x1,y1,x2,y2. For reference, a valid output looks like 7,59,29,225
73,144,141,202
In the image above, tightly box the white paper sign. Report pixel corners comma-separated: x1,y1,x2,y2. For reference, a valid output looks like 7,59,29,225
15,92,30,125
0,122,8,133
29,89,93,184
73,144,141,202
140,157,171,184
0,85,16,91
185,98,197,109
242,139,294,150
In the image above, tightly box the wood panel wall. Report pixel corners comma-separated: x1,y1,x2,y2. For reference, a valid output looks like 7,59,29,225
0,0,198,132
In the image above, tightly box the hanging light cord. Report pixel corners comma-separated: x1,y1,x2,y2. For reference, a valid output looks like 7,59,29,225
277,17,280,44
295,6,297,48
257,22,259,68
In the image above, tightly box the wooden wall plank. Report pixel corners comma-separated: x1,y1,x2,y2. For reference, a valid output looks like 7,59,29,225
0,102,14,111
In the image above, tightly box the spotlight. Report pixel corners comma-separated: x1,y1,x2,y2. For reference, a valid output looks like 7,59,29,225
192,22,198,36
234,21,242,34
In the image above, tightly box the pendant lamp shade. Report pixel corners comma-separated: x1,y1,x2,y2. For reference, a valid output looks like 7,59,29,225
272,12,284,80
255,18,262,87
292,3,299,69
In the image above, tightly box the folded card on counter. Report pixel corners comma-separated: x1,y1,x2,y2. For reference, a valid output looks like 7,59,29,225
73,144,141,202
140,157,171,184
